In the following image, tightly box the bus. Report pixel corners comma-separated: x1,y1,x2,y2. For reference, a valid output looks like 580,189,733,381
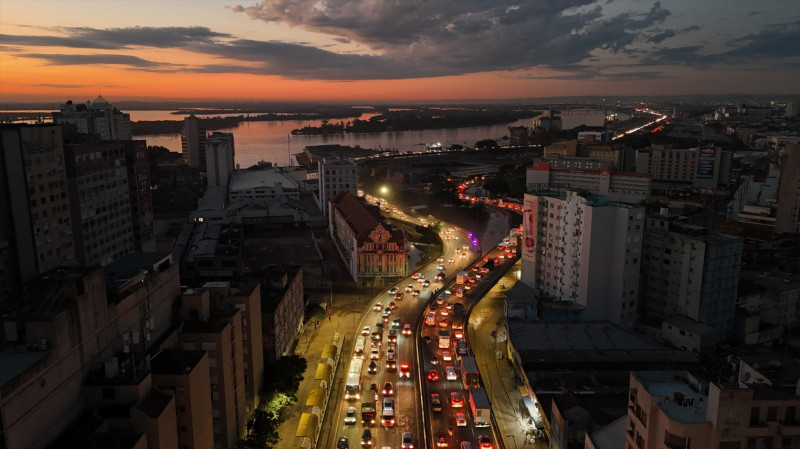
345,358,364,400
354,336,366,359
438,330,451,349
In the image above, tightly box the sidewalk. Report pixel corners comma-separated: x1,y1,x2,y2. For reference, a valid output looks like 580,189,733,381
273,291,364,449
468,268,546,449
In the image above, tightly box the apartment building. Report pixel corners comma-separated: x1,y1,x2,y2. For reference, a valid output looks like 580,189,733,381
329,191,408,286
203,281,264,413
179,288,246,449
206,132,235,188
627,364,800,449
0,125,76,297
53,97,131,141
318,157,358,216
526,161,651,204
182,115,207,170
521,190,644,327
258,266,305,361
0,252,180,449
634,145,733,189
151,349,215,449
64,139,135,266
639,211,743,340
775,143,800,234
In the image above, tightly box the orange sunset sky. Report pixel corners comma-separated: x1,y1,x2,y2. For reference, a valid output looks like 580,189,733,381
1,0,799,103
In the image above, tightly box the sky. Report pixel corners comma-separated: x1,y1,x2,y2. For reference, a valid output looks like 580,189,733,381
1,0,799,103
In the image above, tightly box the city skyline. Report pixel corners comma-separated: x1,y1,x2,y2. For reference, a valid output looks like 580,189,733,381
1,0,799,103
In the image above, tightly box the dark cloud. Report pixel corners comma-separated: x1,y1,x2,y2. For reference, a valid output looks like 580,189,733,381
648,29,675,43
722,21,800,59
2,26,229,50
20,53,165,67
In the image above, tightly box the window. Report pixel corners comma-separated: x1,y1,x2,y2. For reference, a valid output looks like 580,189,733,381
767,406,778,421
749,407,761,426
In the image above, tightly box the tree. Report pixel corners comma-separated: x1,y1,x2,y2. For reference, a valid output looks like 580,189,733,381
262,354,307,397
304,303,325,324
474,139,498,149
239,409,280,448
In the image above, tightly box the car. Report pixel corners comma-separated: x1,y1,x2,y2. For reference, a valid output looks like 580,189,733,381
426,369,440,381
412,289,420,297
368,360,378,374
435,272,445,281
362,325,371,336
422,280,431,288
436,431,448,448
430,303,438,312
371,331,382,342
344,406,357,425
402,432,414,449
440,308,449,316
460,442,472,449
373,302,383,311
338,437,349,449
370,347,380,360
388,301,397,310
437,257,445,262
455,412,467,427
405,284,414,292
411,272,421,280
450,391,463,407
383,397,394,410
388,329,398,341
445,303,454,311
444,288,452,295
431,393,442,411
392,318,401,329
456,340,468,356
382,381,394,396
383,308,392,317
456,289,464,297
477,435,492,449
453,328,463,339
399,361,411,378
430,355,439,365
460,252,466,259
435,296,445,305
417,275,426,283
395,292,404,300
448,257,456,263
437,264,445,271
445,366,457,381
388,287,398,295
402,323,412,336
438,318,449,328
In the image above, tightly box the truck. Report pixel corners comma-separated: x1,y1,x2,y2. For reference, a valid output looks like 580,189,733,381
469,387,491,427
361,401,376,425
459,356,480,389
456,271,468,284
344,358,363,400
438,330,451,349
451,303,465,331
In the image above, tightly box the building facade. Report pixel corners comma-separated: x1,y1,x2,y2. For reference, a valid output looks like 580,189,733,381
639,212,743,339
329,192,408,285
0,124,76,299
179,289,246,449
206,132,235,188
521,191,644,327
526,161,651,204
53,97,132,141
775,143,800,234
182,115,207,170
259,266,305,361
64,139,135,266
318,157,358,216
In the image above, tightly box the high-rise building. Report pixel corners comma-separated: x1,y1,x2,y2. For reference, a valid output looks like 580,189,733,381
318,157,358,216
181,115,207,170
0,124,76,300
151,349,215,449
775,143,800,234
521,190,644,327
53,97,131,140
179,288,246,449
639,211,742,339
526,161,651,204
123,140,156,251
63,139,135,266
205,132,235,187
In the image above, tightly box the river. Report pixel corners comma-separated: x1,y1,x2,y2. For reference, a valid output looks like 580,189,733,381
132,111,533,168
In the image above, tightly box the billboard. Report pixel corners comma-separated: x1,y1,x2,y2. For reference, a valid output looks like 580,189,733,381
522,194,538,263
696,147,716,179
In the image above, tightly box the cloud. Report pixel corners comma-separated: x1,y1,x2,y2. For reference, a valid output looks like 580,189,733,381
722,20,800,59
20,53,166,68
648,29,675,43
28,83,96,88
1,26,229,50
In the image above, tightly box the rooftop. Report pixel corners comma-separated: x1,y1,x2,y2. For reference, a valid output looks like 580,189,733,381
151,349,206,376
105,252,173,293
632,371,709,424
230,169,298,192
